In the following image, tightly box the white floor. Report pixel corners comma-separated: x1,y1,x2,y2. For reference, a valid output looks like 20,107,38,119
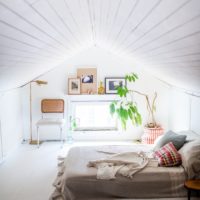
0,142,67,200
0,141,196,200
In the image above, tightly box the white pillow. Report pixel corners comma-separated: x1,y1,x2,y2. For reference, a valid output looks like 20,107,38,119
153,135,164,146
177,130,200,141
179,140,200,179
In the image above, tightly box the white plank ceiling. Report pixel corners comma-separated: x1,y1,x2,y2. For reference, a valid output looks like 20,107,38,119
0,0,200,93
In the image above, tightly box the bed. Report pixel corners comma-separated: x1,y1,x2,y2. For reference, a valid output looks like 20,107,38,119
50,132,200,200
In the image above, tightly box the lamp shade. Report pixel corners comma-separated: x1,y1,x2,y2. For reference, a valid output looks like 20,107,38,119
35,80,48,85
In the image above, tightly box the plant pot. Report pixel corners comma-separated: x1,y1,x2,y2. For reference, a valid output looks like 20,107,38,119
141,127,164,144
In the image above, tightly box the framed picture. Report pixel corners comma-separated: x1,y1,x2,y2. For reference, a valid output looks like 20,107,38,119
105,77,126,94
77,68,97,94
68,78,81,95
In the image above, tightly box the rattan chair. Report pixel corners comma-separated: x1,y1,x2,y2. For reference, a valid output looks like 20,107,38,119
36,99,65,148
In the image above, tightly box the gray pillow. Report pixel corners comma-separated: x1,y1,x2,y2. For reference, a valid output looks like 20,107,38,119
154,130,186,151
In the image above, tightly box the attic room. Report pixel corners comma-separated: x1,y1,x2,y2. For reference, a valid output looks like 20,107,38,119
0,0,200,200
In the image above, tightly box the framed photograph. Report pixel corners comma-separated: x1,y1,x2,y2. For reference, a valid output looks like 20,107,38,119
77,68,97,94
105,77,126,94
68,78,81,95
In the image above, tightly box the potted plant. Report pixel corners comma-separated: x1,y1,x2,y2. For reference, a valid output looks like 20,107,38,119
110,73,163,143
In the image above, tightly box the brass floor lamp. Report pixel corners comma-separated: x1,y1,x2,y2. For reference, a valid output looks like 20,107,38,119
29,80,48,144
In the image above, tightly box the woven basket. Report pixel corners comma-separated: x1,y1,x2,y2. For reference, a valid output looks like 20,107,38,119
141,127,164,144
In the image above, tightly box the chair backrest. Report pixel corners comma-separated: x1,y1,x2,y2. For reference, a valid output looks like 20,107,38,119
41,99,64,114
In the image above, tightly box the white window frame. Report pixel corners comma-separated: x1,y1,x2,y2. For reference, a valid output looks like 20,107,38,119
67,95,120,133
70,100,118,131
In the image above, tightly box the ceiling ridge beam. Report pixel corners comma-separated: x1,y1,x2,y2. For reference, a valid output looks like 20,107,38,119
96,0,103,43
87,0,96,44
91,0,97,45
104,0,111,44
91,0,101,44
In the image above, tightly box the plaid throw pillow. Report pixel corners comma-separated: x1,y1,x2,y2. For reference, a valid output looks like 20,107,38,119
154,142,182,167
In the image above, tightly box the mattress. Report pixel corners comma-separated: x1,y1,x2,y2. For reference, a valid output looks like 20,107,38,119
50,145,187,200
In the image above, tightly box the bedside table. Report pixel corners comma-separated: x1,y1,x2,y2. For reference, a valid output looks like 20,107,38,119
184,179,200,200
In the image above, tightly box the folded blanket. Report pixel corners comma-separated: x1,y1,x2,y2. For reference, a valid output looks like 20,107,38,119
88,151,149,179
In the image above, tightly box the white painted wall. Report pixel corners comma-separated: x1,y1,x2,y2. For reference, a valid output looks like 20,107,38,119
169,88,200,135
22,47,171,141
191,95,200,134
0,119,3,163
0,88,23,158
169,89,191,131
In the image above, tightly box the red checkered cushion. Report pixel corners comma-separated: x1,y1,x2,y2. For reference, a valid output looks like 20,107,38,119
154,142,182,167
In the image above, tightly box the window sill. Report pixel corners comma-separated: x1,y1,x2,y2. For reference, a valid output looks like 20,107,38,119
66,94,119,102
74,127,118,131
71,130,121,134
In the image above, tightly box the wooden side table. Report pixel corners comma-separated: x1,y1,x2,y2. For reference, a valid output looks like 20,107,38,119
184,180,200,200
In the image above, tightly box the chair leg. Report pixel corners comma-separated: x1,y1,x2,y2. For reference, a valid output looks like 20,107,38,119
60,127,63,148
37,126,40,148
188,189,191,200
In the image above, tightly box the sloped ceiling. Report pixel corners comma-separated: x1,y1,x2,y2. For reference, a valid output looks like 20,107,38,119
0,0,200,93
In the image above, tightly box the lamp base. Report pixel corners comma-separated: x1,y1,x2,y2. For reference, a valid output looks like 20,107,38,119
29,140,43,145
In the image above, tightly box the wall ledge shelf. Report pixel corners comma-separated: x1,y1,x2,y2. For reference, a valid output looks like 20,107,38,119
66,94,119,102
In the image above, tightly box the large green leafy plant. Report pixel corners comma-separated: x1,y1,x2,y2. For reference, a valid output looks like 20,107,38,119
110,73,158,130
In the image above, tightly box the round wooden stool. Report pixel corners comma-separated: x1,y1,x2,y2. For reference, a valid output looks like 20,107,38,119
184,179,200,200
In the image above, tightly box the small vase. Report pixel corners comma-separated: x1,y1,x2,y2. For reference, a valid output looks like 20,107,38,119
98,81,105,94
67,130,74,144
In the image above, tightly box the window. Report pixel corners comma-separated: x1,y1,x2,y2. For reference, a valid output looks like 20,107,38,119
71,101,118,131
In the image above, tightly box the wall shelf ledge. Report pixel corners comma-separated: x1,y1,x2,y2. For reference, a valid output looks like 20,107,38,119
66,94,119,102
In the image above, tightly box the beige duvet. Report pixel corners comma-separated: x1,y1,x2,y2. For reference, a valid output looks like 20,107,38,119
50,145,187,200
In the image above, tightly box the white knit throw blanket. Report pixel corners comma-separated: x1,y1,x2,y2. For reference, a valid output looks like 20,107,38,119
88,151,149,180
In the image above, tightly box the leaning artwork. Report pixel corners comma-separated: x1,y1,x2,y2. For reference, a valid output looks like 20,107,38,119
77,68,97,94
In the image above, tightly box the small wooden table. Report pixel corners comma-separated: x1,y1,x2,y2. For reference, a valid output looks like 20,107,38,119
184,180,200,200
